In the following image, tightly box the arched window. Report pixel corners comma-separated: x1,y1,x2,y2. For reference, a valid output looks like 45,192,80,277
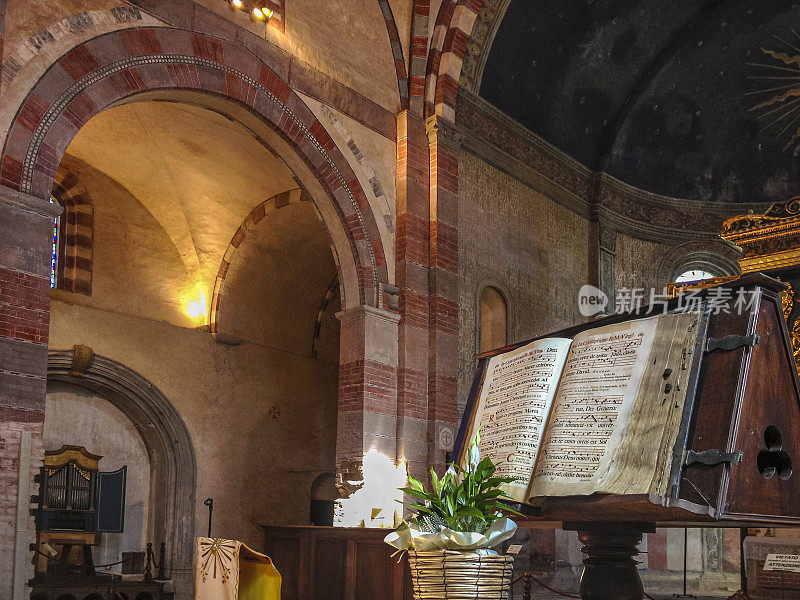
674,268,718,284
50,167,94,295
49,197,61,289
310,472,337,526
480,287,508,353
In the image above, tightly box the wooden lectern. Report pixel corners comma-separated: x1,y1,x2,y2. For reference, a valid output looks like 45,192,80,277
456,274,800,600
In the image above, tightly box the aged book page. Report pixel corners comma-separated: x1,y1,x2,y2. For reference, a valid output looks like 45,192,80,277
594,312,702,495
471,337,572,502
529,313,699,498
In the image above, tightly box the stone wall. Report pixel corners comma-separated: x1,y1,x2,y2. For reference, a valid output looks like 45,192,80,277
613,233,671,297
457,151,590,416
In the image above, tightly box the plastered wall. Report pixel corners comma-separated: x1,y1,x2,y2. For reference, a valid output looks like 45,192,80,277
47,151,341,550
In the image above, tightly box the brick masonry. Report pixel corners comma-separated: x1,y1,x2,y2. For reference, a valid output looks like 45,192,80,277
0,187,58,600
52,165,93,296
0,26,386,310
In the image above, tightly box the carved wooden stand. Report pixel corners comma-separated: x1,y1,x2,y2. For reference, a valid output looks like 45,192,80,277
568,522,655,600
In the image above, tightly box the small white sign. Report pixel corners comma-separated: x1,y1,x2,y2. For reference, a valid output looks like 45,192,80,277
764,554,800,572
506,544,523,555
439,426,455,451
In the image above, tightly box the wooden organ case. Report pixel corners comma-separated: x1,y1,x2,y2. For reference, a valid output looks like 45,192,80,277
456,274,800,600
30,445,134,600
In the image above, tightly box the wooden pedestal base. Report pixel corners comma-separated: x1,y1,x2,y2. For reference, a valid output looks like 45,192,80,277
568,522,655,600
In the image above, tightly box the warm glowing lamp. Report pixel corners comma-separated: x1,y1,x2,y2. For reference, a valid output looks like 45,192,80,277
184,289,208,324
230,0,243,6
252,7,265,19
262,7,274,18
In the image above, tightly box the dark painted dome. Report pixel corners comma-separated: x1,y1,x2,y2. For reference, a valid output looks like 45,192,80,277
480,0,800,204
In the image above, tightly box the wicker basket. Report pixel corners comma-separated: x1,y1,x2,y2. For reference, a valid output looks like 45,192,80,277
407,550,515,600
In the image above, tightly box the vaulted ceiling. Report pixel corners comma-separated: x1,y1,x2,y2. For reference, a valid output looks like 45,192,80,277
480,0,800,204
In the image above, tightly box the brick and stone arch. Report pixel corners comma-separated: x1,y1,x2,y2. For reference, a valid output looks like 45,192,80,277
47,350,197,593
427,0,484,121
209,187,318,335
377,0,409,109
658,240,742,287
0,26,389,310
311,274,341,358
51,165,93,295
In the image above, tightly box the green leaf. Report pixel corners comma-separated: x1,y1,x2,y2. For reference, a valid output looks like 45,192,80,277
407,476,425,493
430,467,442,496
400,487,434,501
456,507,486,519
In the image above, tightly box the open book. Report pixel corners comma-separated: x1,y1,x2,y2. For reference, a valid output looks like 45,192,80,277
458,312,703,503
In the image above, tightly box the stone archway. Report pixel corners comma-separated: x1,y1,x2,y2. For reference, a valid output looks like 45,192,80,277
0,26,388,310
47,350,196,591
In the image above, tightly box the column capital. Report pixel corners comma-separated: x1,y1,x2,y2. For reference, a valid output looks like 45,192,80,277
426,115,465,150
0,185,62,219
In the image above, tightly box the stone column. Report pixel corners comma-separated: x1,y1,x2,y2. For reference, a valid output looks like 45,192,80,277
426,115,462,473
395,110,432,481
335,305,400,491
0,185,61,599
599,226,617,313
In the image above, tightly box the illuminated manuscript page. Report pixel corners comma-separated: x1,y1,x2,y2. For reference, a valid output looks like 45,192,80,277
529,313,701,498
529,317,660,497
473,338,572,502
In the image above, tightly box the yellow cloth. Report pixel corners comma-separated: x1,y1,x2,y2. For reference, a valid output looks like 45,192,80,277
194,538,281,600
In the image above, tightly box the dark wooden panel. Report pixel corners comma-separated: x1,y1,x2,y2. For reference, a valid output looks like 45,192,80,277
679,307,750,510
724,292,800,522
263,533,302,600
262,526,413,600
314,539,347,600
356,541,392,599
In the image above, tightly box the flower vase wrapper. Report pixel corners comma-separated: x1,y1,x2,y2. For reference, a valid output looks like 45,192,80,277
383,517,517,552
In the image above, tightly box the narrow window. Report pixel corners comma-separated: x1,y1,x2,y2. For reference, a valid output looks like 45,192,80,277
480,287,507,353
50,197,60,289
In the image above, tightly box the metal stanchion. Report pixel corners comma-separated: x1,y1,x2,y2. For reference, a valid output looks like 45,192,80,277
673,528,697,598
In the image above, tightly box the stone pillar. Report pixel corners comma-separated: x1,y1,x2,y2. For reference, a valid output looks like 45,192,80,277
426,115,462,473
699,527,740,593
599,226,617,313
335,305,400,491
0,185,61,599
396,110,431,481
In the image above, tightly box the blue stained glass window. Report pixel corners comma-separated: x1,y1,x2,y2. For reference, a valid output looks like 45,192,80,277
50,197,59,288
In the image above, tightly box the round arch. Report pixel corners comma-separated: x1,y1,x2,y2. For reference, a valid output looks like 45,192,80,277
658,240,742,287
474,280,513,354
47,350,196,587
0,27,388,309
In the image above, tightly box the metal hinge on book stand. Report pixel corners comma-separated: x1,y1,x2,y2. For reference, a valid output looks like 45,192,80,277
684,449,744,467
705,333,759,353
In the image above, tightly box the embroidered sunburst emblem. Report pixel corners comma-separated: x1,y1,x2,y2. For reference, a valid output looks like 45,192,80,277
199,538,237,583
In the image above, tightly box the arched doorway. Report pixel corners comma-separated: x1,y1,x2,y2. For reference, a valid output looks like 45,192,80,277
2,31,397,598
47,351,196,590
1,27,387,310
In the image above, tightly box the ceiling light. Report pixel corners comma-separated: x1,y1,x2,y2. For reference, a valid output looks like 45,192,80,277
230,0,243,7
262,7,274,18
252,7,265,19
